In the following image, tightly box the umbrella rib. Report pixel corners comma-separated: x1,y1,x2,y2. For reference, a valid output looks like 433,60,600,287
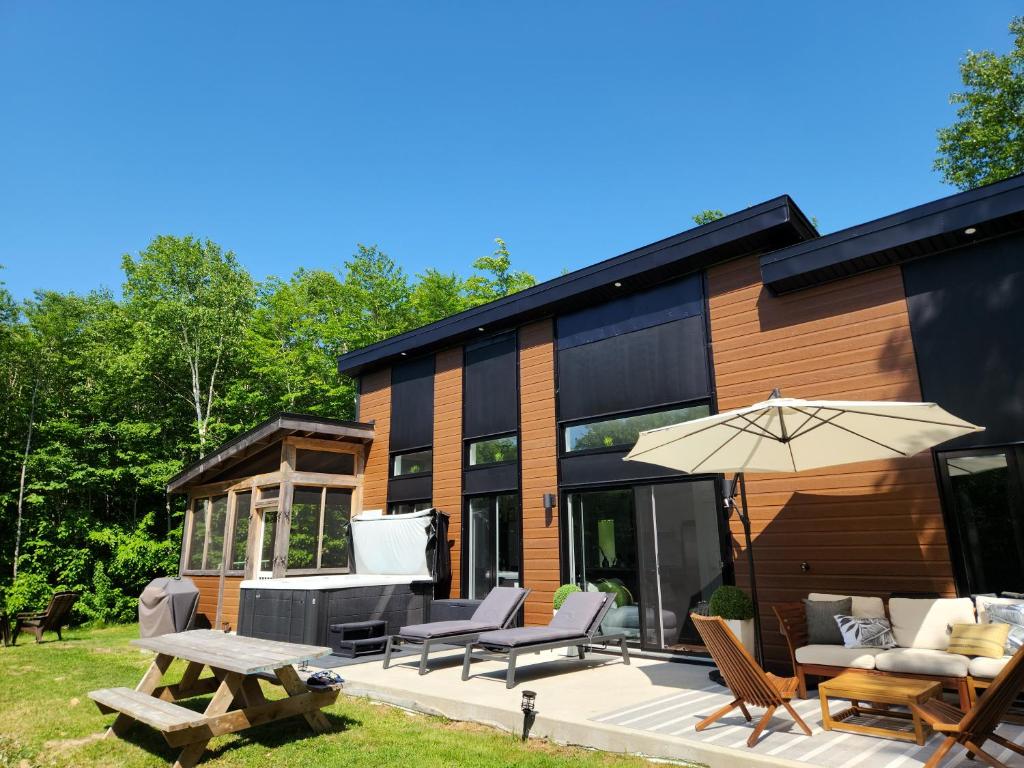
802,415,913,458
783,407,832,440
785,409,845,440
825,407,975,429
627,409,776,460
690,423,757,474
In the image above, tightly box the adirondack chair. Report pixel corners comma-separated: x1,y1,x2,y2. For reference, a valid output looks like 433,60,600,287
692,614,813,747
12,591,79,644
911,644,1024,768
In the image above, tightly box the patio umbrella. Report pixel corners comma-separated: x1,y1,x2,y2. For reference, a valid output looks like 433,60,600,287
624,389,983,664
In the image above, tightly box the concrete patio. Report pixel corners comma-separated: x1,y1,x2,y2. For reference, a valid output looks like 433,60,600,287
314,648,1024,767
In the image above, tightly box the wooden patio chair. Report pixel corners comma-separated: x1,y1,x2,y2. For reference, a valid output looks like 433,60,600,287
12,591,78,644
911,645,1024,768
691,614,812,747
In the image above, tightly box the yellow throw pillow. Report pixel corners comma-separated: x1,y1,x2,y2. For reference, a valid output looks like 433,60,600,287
947,623,1010,659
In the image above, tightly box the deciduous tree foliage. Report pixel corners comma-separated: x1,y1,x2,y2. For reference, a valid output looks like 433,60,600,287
936,16,1024,189
0,238,534,622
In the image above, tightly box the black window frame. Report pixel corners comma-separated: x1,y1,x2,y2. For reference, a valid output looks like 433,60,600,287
390,447,434,479
934,443,1024,597
558,399,712,458
465,432,520,470
388,499,433,516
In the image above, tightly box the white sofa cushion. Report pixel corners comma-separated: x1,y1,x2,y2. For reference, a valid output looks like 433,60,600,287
969,655,1011,681
809,593,886,619
975,595,1024,624
795,644,883,670
875,648,970,677
888,597,976,650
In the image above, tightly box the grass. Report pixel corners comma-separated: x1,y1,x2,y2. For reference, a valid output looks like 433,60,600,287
0,624,671,768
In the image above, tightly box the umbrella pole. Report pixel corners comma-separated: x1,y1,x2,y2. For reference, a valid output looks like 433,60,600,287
736,472,764,667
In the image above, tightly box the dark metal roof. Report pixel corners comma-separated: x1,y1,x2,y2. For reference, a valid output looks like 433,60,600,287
337,195,817,376
760,173,1024,294
166,412,375,494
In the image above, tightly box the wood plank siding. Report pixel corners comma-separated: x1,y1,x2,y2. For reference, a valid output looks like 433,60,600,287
433,347,463,597
359,367,391,510
190,575,243,631
518,320,560,625
706,255,954,667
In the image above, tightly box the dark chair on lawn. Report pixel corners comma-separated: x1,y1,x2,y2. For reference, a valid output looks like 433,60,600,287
911,644,1024,768
1,612,10,647
462,591,629,689
12,591,79,645
384,586,530,675
691,614,812,748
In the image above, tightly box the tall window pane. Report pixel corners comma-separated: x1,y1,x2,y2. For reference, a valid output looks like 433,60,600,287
231,492,251,571
288,486,322,570
259,509,278,572
321,490,352,568
206,495,228,570
187,501,207,570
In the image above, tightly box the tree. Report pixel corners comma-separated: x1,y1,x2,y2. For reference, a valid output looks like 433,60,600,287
411,268,468,324
466,238,535,304
692,209,725,225
936,17,1024,190
339,245,415,351
122,236,255,450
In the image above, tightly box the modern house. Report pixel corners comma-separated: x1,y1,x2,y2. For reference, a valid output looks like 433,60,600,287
173,175,1024,668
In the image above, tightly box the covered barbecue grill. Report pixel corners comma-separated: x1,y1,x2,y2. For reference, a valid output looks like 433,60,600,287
138,576,199,637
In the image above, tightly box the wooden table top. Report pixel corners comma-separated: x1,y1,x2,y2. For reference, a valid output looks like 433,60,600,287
132,630,332,675
819,672,942,704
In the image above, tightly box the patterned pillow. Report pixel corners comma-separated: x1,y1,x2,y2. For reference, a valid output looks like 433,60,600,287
987,603,1024,654
835,615,897,649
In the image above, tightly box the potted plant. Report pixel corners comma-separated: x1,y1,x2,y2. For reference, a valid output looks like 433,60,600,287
553,584,582,656
708,585,756,654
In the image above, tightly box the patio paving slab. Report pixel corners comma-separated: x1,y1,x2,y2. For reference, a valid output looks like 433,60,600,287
317,648,1024,767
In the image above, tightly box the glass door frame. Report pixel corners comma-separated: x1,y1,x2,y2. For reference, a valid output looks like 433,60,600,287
559,475,734,655
461,492,524,599
934,443,1024,597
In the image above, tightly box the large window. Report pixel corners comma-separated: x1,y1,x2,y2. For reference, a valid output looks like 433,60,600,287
389,500,432,516
286,486,353,572
467,494,520,599
468,435,518,467
563,404,710,453
185,495,231,572
392,449,432,477
939,448,1024,595
229,491,251,571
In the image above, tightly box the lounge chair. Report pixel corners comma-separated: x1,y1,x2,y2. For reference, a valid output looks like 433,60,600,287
692,614,812,748
462,591,629,689
12,591,79,645
383,586,529,675
911,644,1024,768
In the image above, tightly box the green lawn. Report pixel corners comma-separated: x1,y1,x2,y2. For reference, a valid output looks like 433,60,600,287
0,624,666,768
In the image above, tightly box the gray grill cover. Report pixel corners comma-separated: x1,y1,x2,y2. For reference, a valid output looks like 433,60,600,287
139,577,199,638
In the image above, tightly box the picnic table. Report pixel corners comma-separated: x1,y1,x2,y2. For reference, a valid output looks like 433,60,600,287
88,629,339,768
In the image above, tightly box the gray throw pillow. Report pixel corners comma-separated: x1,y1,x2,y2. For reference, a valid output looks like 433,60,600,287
987,603,1024,654
803,597,852,645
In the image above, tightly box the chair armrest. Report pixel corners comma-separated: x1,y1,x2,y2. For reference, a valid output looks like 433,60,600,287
773,603,809,669
15,612,45,620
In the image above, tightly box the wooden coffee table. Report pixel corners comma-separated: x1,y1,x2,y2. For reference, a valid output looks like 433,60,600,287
819,672,942,745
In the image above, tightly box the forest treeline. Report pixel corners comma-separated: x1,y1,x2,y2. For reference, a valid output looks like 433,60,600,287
0,236,535,622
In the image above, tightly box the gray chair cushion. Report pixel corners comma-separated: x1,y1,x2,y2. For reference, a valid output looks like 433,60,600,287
477,626,584,648
550,591,608,633
399,620,496,639
804,597,851,645
471,586,527,626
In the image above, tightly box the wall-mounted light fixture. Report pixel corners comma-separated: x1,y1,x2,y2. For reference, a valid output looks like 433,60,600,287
543,493,556,525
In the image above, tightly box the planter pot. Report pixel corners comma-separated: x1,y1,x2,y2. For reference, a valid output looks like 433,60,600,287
725,618,756,655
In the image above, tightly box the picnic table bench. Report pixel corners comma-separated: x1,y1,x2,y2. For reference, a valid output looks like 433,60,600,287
88,630,339,768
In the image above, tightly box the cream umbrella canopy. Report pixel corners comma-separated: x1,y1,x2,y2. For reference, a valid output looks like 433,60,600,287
624,389,983,664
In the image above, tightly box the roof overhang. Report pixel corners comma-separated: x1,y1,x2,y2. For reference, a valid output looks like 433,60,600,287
337,195,817,377
166,412,375,494
760,173,1024,294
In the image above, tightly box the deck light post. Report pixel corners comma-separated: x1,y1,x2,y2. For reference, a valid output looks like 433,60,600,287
520,690,537,741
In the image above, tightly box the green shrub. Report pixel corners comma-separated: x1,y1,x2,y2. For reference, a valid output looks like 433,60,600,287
708,585,754,621
4,571,61,616
553,583,581,610
76,562,136,625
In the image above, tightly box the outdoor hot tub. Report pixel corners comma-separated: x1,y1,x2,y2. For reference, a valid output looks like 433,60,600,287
237,509,449,646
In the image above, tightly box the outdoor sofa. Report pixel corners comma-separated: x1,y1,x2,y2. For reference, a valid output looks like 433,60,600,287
462,590,629,688
384,586,529,674
775,593,1024,709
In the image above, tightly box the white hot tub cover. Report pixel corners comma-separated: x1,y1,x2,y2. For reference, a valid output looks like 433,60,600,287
351,508,435,576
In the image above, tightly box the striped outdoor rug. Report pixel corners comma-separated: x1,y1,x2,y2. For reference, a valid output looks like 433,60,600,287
592,686,1024,767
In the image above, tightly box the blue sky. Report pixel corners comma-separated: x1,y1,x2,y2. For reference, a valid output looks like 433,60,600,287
1,2,1019,300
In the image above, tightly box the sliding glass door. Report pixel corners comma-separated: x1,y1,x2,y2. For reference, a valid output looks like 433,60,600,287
466,494,521,599
566,480,725,652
